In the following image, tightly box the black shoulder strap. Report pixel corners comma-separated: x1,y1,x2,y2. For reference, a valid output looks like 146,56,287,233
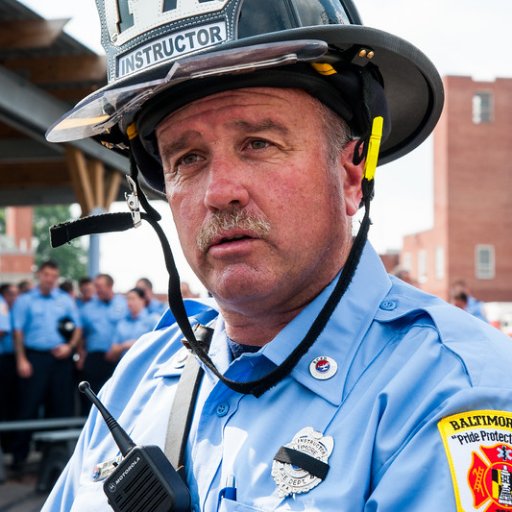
164,324,214,479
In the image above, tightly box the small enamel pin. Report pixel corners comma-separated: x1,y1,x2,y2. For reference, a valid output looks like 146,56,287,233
271,427,333,498
309,356,338,380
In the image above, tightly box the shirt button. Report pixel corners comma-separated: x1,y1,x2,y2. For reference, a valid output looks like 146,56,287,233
216,403,229,417
379,299,397,311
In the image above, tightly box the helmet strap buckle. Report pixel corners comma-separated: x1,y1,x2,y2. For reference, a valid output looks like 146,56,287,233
125,175,142,228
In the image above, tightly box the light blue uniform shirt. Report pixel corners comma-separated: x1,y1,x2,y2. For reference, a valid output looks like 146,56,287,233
80,295,128,352
112,309,156,345
12,287,81,351
0,295,12,354
466,295,488,322
42,243,512,511
76,297,94,310
148,297,166,316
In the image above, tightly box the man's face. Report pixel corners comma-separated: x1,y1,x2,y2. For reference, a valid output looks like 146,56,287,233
157,88,363,315
135,280,150,296
3,285,18,308
453,297,468,310
80,282,95,301
94,277,113,301
127,291,145,315
38,266,59,294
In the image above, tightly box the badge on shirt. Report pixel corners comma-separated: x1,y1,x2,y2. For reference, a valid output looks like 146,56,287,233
438,410,512,511
271,427,333,498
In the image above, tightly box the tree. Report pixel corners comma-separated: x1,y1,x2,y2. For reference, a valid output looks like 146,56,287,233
0,208,5,234
33,205,88,281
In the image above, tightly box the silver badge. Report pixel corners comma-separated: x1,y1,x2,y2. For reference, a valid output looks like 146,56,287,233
309,356,338,380
271,427,334,498
92,454,123,481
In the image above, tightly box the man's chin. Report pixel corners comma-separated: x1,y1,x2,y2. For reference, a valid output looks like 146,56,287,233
206,266,273,305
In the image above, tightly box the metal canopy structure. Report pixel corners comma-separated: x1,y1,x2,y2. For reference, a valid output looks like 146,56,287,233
0,0,130,213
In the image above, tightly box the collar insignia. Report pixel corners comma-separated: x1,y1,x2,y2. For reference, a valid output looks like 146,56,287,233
309,355,338,380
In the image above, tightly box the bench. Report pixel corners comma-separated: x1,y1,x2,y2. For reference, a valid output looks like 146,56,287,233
0,417,86,485
33,429,83,492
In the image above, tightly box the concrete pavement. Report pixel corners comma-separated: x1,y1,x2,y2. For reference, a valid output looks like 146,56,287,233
0,453,49,512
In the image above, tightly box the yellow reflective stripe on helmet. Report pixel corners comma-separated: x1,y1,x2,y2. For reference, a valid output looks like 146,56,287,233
311,62,337,76
127,123,138,140
364,116,384,181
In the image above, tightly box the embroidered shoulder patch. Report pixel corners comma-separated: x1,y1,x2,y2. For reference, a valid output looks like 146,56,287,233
438,410,512,511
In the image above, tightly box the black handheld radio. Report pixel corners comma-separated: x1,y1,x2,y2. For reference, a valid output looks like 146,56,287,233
79,381,191,512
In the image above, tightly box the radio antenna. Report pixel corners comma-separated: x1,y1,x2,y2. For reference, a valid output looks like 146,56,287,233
79,381,136,456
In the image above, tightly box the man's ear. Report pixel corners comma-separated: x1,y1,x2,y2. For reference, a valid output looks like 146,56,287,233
340,140,365,216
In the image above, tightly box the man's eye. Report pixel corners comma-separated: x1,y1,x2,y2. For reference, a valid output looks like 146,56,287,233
176,153,202,166
248,139,271,150
167,152,204,178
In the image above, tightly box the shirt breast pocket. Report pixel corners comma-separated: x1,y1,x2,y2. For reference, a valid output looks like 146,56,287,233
31,304,45,317
55,302,68,316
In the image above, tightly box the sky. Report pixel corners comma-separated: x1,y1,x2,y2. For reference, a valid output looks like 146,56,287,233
18,0,512,293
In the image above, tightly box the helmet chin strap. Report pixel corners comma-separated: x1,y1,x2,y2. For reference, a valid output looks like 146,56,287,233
51,118,382,398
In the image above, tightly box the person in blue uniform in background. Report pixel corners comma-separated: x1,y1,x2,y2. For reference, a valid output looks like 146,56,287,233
11,260,81,470
135,277,166,317
79,273,127,413
76,277,95,310
42,1,512,511
105,287,156,364
450,279,488,322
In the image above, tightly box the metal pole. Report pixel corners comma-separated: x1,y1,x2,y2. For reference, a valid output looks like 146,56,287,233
88,233,100,277
87,207,104,277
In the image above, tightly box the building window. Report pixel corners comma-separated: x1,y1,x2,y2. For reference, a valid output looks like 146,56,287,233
472,91,493,124
418,249,427,284
475,244,495,279
402,252,412,272
435,246,444,280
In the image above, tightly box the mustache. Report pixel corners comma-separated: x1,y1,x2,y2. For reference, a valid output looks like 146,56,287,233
196,209,271,252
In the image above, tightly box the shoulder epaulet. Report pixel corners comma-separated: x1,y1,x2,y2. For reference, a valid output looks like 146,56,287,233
375,278,512,384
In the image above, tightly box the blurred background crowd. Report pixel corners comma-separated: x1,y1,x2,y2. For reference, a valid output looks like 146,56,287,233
0,259,200,470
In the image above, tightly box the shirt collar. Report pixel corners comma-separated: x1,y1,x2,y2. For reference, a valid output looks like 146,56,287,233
129,308,148,321
257,242,392,406
35,286,58,299
156,243,392,404
154,299,220,378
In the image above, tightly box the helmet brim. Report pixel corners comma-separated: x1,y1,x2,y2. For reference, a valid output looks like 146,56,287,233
46,24,443,166
264,25,444,165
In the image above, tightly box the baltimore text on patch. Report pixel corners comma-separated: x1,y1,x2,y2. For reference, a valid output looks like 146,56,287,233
116,21,227,79
449,413,512,431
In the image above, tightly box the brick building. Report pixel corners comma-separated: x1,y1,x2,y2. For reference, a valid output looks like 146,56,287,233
402,76,512,302
379,251,400,273
0,207,34,283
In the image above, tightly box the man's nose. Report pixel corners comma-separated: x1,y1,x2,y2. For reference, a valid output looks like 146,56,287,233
203,154,250,211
